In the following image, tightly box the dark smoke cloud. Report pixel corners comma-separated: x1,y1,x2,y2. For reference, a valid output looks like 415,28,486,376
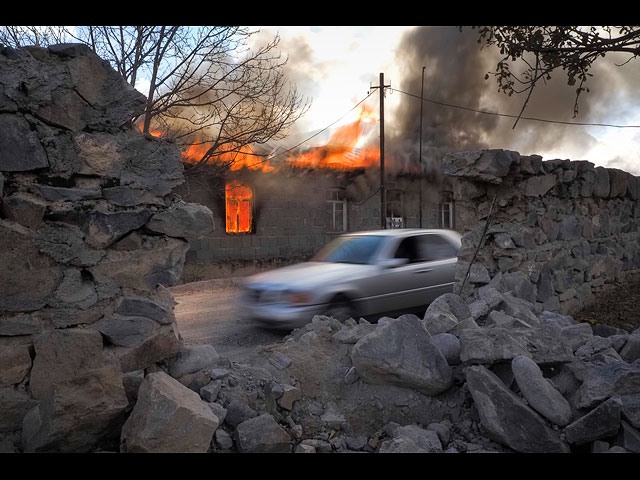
387,26,640,174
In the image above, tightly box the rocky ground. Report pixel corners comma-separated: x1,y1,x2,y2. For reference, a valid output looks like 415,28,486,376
574,273,640,334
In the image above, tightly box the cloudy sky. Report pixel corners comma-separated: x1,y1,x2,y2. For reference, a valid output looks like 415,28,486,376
255,26,640,175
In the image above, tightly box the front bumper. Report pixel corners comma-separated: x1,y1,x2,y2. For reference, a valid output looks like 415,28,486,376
238,301,328,330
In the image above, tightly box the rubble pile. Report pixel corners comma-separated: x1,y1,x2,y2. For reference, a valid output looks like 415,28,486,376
117,283,640,453
0,44,213,453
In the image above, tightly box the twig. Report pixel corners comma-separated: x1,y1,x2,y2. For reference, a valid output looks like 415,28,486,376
457,194,498,296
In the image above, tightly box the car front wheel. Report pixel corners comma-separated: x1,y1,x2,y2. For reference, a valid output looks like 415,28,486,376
324,294,355,322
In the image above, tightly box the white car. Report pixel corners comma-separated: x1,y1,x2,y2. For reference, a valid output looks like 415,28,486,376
237,229,462,330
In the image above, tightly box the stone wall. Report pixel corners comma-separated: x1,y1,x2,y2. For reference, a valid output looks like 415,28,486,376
444,149,640,315
0,44,213,452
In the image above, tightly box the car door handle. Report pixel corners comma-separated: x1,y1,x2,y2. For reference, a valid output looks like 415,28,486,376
414,268,433,274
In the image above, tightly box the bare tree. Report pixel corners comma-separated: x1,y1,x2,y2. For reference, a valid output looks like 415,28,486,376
0,26,66,48
465,26,640,127
2,26,310,175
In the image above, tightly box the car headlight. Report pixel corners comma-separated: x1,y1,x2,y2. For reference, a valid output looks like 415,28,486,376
284,290,313,306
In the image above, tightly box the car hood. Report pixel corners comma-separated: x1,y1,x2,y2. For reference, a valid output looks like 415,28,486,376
244,261,374,291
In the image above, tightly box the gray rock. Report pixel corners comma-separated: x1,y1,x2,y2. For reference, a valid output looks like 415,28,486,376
431,333,461,365
593,166,611,198
569,361,640,410
277,384,302,411
459,327,531,365
511,355,572,427
522,174,557,197
168,345,220,379
269,351,293,370
503,271,537,305
145,201,214,239
0,114,48,171
0,388,38,433
0,313,40,336
81,209,153,249
214,429,234,450
564,397,622,446
115,323,182,373
332,323,376,344
200,380,222,403
321,404,347,430
620,334,640,363
0,220,63,312
225,399,258,428
560,323,594,352
120,371,218,453
620,394,640,429
295,443,316,453
0,345,32,387
115,295,172,325
1,192,47,229
424,293,472,323
379,424,442,453
33,184,101,202
234,414,291,453
93,314,158,348
465,365,569,453
208,402,227,425
441,149,518,184
351,315,453,395
467,263,491,284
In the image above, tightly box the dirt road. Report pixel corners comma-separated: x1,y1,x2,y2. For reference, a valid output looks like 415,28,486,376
170,278,287,362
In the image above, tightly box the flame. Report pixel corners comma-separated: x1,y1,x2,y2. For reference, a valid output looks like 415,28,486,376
288,104,379,170
141,104,381,173
225,181,253,233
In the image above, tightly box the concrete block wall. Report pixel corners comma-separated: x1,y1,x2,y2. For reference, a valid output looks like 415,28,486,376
176,168,450,279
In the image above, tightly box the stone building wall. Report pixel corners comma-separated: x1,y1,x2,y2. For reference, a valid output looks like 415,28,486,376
444,149,640,315
176,167,448,280
0,44,213,452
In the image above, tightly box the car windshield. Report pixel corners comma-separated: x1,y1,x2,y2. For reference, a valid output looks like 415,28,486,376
312,235,385,265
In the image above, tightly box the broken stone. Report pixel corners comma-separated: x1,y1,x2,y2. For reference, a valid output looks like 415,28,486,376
0,313,41,336
351,315,453,395
33,184,101,202
214,429,234,450
277,384,302,411
200,380,222,403
465,365,569,453
0,344,32,387
114,295,172,325
114,323,183,373
120,371,218,453
564,397,622,446
0,114,48,171
93,314,159,348
225,400,258,429
167,345,220,379
0,387,38,433
269,351,293,370
379,424,442,453
511,355,572,427
234,413,291,453
431,332,461,366
145,201,214,239
1,192,47,228
0,220,63,312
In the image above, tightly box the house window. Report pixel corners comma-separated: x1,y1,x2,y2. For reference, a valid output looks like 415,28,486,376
226,181,253,233
327,188,347,232
439,191,454,229
386,189,404,229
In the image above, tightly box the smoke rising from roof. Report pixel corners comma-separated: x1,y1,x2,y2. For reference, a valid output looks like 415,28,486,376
388,26,640,175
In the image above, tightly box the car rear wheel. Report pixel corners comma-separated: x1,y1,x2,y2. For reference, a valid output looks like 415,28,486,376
325,294,355,322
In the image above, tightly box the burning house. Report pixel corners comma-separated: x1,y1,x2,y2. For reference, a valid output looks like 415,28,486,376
172,105,456,280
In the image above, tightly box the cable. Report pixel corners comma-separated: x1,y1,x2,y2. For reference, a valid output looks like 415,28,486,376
242,90,378,169
391,87,640,129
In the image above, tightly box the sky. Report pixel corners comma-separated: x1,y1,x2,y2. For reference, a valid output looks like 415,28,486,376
253,26,640,176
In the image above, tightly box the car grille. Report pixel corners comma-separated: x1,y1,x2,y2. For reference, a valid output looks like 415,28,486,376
246,288,282,305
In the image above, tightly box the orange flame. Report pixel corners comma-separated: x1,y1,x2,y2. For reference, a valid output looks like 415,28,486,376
225,181,253,233
141,104,380,173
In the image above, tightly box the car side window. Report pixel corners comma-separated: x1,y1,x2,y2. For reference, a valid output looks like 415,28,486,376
393,236,420,263
416,234,458,261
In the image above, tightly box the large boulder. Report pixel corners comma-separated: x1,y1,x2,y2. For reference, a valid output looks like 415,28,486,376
234,413,291,453
465,365,569,453
351,315,453,395
120,371,218,453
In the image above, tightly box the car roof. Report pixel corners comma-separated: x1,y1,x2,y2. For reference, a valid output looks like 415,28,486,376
345,228,458,237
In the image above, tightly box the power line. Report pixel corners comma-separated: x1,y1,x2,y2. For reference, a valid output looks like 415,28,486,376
391,87,640,129
243,90,377,169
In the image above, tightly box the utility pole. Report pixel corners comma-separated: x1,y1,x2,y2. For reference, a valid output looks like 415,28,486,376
419,66,425,228
370,72,390,229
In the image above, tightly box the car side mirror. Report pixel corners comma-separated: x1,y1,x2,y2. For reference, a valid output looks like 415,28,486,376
379,258,408,268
